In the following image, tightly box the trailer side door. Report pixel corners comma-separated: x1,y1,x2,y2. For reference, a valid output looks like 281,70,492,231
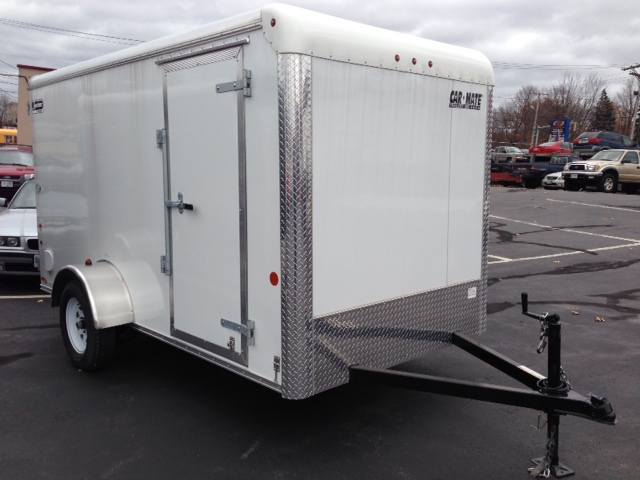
160,46,250,366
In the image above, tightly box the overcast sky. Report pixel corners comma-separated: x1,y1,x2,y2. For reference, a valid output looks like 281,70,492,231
1,0,639,106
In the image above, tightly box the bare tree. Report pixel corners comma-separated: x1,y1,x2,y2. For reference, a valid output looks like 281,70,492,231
492,73,607,147
0,93,12,127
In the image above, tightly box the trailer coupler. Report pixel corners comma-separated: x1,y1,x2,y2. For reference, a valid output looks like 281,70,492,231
349,293,616,478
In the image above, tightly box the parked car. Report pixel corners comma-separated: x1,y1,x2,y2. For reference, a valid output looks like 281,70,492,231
563,149,640,193
0,180,39,275
542,172,564,190
491,162,522,186
491,146,528,163
572,131,638,157
0,145,35,202
511,154,580,189
529,141,572,157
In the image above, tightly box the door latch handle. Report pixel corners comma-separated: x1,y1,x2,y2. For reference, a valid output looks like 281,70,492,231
166,192,193,214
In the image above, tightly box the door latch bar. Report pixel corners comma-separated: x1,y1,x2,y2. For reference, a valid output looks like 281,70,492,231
221,318,255,346
165,192,193,214
216,69,252,97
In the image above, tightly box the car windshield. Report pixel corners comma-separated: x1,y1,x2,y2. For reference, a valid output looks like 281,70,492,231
538,142,557,147
591,151,623,162
8,181,36,209
0,150,34,167
505,147,523,153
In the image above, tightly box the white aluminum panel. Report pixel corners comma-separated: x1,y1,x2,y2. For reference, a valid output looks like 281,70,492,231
32,60,170,332
243,34,284,384
312,60,453,316
447,84,489,284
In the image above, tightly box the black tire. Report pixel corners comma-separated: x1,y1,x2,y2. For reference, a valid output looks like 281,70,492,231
564,181,579,192
598,173,617,193
60,281,116,370
621,184,639,195
524,179,538,189
543,186,553,190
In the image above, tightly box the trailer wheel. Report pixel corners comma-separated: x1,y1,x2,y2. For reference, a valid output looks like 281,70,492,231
60,281,116,370
598,173,617,193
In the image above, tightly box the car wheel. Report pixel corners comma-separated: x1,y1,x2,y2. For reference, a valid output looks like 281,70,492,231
564,181,579,192
598,173,617,193
543,186,553,190
60,281,116,370
524,179,538,189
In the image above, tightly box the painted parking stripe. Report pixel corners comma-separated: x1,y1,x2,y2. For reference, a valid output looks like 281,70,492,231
490,215,640,243
489,215,640,264
547,198,640,213
488,242,640,264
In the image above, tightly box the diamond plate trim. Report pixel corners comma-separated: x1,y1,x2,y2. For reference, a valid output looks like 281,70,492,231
279,54,315,399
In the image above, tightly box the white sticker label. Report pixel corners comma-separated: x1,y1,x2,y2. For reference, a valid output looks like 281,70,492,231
467,287,477,299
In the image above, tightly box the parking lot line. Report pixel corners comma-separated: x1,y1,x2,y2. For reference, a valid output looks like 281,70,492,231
489,214,640,264
490,215,640,243
547,198,640,213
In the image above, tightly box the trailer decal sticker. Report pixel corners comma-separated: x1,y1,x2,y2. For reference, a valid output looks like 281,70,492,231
449,91,482,111
31,99,44,114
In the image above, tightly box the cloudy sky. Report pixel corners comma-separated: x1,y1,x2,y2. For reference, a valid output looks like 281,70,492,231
1,0,639,106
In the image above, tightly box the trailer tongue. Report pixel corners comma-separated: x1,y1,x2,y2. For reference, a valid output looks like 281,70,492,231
351,293,615,478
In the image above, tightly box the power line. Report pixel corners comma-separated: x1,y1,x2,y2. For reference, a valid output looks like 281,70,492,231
0,17,145,45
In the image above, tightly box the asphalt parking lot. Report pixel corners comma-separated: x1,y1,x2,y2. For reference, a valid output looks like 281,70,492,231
1,187,639,480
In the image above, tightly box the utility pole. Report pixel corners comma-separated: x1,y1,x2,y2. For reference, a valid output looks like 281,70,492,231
530,92,541,147
622,64,640,140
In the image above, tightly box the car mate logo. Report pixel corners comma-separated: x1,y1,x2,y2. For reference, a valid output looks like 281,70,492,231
449,91,482,110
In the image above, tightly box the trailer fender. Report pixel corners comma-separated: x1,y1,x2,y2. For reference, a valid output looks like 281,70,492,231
51,261,134,329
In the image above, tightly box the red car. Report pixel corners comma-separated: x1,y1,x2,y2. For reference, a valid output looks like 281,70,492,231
529,141,572,157
0,146,35,203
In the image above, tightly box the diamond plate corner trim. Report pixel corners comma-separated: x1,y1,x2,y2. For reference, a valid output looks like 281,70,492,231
278,54,315,399
480,85,494,334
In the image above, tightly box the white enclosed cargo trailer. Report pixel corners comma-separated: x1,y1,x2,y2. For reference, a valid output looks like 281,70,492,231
30,4,494,399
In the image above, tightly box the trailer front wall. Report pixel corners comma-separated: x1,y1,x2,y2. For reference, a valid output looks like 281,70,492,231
279,54,491,399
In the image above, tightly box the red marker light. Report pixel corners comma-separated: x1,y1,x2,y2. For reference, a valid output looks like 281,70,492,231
271,18,276,27
412,58,417,65
270,272,279,286
428,61,433,68
395,55,400,62
85,259,93,266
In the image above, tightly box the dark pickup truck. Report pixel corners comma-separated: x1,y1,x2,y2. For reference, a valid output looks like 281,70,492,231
512,155,581,189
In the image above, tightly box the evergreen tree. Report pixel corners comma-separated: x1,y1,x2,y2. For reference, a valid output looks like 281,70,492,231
592,89,616,131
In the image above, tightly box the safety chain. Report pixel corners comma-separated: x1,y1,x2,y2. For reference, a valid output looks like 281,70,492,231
527,422,555,478
536,313,549,354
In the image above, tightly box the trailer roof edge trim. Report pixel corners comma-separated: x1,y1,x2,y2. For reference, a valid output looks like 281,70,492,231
29,9,262,90
261,4,494,85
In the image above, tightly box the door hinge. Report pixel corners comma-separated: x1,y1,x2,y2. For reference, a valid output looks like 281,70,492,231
156,128,166,148
161,255,171,275
216,69,251,97
220,318,255,346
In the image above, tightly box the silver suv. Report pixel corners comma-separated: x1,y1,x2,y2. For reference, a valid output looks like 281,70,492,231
563,149,640,193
